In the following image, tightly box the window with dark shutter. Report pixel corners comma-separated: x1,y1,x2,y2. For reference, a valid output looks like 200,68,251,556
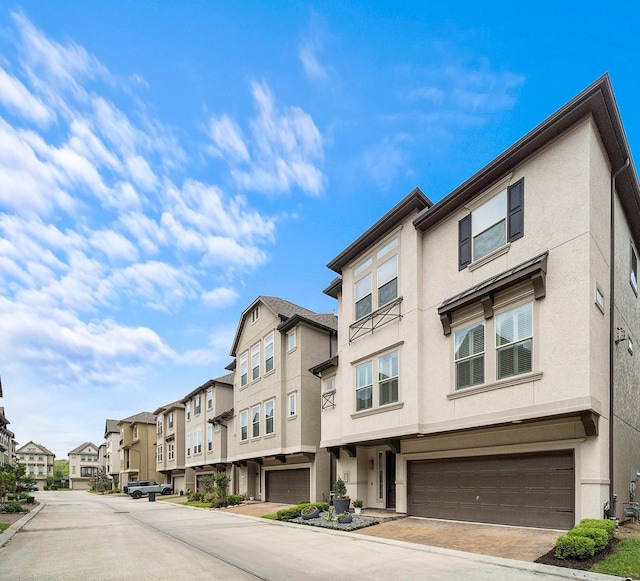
507,178,524,242
458,214,472,270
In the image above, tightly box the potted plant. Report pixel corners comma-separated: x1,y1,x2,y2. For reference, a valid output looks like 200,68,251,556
301,505,320,520
332,477,350,514
352,499,363,515
337,511,352,524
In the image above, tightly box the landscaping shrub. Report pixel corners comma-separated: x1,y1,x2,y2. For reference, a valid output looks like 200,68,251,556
554,534,596,560
24,495,35,504
2,501,27,514
579,518,616,540
210,498,229,509
188,492,204,502
568,526,609,552
227,494,244,506
276,502,330,521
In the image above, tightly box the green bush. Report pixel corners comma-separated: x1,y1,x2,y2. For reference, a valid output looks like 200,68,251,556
227,494,244,506
188,492,204,502
568,526,609,552
276,502,330,521
2,501,27,514
24,495,35,504
210,498,229,509
579,518,616,540
554,534,595,560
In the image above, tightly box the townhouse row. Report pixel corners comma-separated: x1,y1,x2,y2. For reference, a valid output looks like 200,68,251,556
101,75,640,530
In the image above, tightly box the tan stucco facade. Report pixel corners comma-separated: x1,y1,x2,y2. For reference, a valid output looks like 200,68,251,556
118,413,161,487
68,442,99,490
16,441,55,487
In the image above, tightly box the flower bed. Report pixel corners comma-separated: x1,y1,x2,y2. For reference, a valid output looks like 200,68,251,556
291,510,379,532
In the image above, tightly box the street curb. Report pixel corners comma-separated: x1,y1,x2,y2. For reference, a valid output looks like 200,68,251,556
0,501,45,549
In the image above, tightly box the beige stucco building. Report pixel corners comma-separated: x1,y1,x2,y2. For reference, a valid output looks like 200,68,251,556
319,75,640,529
68,442,99,490
118,411,161,487
153,400,190,493
16,441,55,487
103,419,121,487
226,296,336,503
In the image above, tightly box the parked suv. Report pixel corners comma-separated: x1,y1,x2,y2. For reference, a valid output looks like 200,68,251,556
126,480,173,499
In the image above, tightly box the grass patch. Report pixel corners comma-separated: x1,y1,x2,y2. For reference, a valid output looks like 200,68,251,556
0,523,10,533
261,513,278,520
180,500,212,509
591,537,640,578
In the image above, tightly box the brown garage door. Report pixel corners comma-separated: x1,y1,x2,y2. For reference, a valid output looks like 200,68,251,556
266,468,310,503
408,451,574,529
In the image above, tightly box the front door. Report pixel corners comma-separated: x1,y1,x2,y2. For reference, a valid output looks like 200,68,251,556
386,451,396,509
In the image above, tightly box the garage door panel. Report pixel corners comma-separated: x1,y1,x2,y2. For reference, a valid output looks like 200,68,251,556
408,451,574,529
265,468,310,504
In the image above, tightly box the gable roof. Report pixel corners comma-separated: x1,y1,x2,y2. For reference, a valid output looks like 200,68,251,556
104,419,120,437
68,442,98,455
413,74,640,246
181,372,235,403
16,440,55,456
230,296,337,356
152,400,185,415
118,411,156,425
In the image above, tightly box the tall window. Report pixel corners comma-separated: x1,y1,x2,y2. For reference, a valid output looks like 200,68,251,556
186,433,191,456
265,400,274,434
168,412,174,429
288,330,296,350
251,343,260,380
251,306,260,323
186,402,191,420
240,352,248,386
157,445,163,462
496,303,533,379
355,273,372,319
207,390,213,409
377,255,398,306
355,361,373,411
265,333,274,372
288,392,297,417
194,396,202,415
193,430,202,454
207,424,213,451
379,351,399,405
168,443,174,460
632,245,638,294
354,238,399,320
157,421,163,436
455,322,485,389
252,405,260,437
240,411,248,441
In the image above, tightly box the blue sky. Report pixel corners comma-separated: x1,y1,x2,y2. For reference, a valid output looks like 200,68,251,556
1,2,638,458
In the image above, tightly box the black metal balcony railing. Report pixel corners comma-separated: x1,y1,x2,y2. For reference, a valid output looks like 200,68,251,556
349,297,402,343
322,390,335,410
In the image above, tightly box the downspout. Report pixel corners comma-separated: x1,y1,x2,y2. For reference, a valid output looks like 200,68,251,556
610,158,630,517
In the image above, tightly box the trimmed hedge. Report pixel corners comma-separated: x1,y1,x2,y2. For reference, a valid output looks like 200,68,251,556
567,526,609,552
579,518,616,540
276,502,330,521
554,534,595,560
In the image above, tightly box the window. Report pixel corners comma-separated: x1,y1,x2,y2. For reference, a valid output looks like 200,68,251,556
288,392,297,417
632,245,638,295
325,377,335,392
240,352,248,386
207,390,213,409
265,333,274,373
629,337,634,356
496,303,533,379
455,323,485,389
252,405,260,438
251,343,260,380
265,400,274,434
354,238,399,320
459,178,524,269
29,455,34,461
168,443,174,460
240,411,248,441
133,425,138,440
379,351,399,405
186,433,191,456
288,330,296,350
194,396,201,416
38,455,43,461
168,412,174,429
595,286,605,313
251,306,260,323
157,421,163,436
157,445,163,462
207,424,213,451
355,361,373,411
186,402,191,420
80,467,97,478
193,430,202,454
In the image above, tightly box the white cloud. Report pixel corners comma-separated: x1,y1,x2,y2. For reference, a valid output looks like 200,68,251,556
202,286,238,307
89,229,139,263
0,65,53,126
299,44,327,81
208,114,250,162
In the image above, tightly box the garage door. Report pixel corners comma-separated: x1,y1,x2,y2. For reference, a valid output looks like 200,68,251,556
408,451,574,529
266,468,310,503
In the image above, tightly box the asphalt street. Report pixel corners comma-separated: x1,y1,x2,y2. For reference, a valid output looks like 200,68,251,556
0,492,623,581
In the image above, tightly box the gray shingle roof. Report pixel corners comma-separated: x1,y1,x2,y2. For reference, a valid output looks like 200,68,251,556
68,442,98,455
104,419,120,435
118,411,156,425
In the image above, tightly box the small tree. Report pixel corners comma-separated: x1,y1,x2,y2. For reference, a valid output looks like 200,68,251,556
93,467,110,493
198,474,217,495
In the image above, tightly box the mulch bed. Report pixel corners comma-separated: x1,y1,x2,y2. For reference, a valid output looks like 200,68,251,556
534,537,619,570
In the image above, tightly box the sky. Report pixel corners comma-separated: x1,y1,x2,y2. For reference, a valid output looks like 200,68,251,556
0,2,639,459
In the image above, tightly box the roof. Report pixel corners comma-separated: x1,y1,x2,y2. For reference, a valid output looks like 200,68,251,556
181,373,234,403
152,400,185,415
230,296,337,356
16,440,55,456
104,419,120,436
68,442,98,455
118,411,156,425
326,187,432,274
0,407,9,426
413,74,640,246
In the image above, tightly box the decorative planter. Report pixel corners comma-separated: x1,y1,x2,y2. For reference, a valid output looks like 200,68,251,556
333,497,350,514
354,507,362,515
301,507,320,520
338,512,353,524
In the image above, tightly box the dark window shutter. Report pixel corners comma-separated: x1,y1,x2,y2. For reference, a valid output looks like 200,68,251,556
507,178,524,242
458,214,472,270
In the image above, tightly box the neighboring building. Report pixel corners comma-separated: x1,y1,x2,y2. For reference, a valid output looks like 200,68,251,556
118,412,160,487
103,419,121,485
153,400,189,493
0,407,15,467
319,75,640,529
68,442,99,490
16,441,55,486
226,296,337,503
181,375,234,492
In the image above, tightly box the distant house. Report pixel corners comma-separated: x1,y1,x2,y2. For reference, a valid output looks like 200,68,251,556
103,419,121,485
118,411,160,487
15,441,55,487
0,407,15,467
68,442,99,490
153,400,188,493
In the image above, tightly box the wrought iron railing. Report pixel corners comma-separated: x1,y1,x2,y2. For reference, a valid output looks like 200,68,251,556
349,297,402,342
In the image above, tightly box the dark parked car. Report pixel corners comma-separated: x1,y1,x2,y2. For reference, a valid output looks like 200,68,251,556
18,484,38,492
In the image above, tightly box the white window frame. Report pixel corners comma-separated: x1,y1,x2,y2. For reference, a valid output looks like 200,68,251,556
240,410,248,441
207,424,213,451
354,350,400,411
168,442,174,461
240,352,248,387
251,405,260,438
157,445,163,462
288,392,297,417
265,333,274,373
288,330,296,351
168,412,174,429
194,395,202,416
355,361,373,411
471,189,507,261
207,390,213,410
251,343,260,381
496,302,533,380
324,377,335,392
251,306,260,323
193,429,202,454
454,322,485,390
265,399,275,434
186,433,191,457
378,351,399,406
186,402,191,421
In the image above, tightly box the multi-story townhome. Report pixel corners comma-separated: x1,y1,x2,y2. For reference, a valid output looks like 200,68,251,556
319,75,640,529
226,296,337,503
15,441,55,487
0,407,15,467
182,375,234,492
153,400,189,493
68,442,99,490
103,419,121,487
118,411,161,488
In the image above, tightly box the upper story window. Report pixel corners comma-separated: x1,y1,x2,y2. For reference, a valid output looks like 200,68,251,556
287,330,296,351
193,429,202,454
168,443,174,460
133,425,138,440
354,238,399,320
207,390,213,410
168,412,174,429
265,333,274,373
207,424,213,451
251,343,260,380
455,322,485,389
194,395,202,416
288,392,297,417
459,178,524,270
186,433,191,456
355,350,400,411
251,405,260,438
157,445,163,462
186,402,191,420
265,399,275,434
631,244,638,295
157,421,163,436
251,306,260,323
240,411,248,441
324,377,335,392
240,352,248,386
496,303,533,379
